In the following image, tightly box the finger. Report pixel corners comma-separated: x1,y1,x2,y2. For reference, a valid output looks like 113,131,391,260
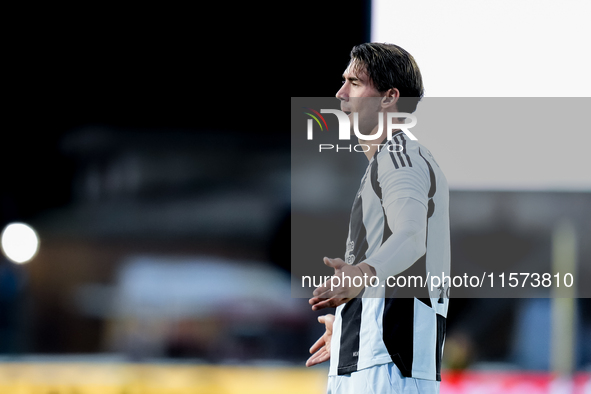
306,349,330,367
306,348,329,367
319,314,334,333
306,355,318,367
311,301,330,311
312,276,337,297
309,296,327,306
323,257,345,269
306,351,325,367
313,285,342,299
324,314,335,327
313,279,348,298
310,293,339,307
316,350,330,364
311,298,337,311
312,283,331,297
312,297,350,311
309,336,325,354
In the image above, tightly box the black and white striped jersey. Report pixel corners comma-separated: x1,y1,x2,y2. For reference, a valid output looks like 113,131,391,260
328,131,450,381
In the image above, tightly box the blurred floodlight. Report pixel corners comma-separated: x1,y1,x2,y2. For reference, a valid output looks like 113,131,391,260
1,222,40,263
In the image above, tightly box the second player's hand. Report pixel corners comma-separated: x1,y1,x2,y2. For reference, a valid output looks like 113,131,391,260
309,257,365,311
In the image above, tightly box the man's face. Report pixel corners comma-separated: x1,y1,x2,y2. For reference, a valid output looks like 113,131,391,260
336,61,384,136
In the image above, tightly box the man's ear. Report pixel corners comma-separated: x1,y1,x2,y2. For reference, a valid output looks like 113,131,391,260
381,88,400,110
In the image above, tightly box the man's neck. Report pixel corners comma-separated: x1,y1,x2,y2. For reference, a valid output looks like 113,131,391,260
358,115,402,161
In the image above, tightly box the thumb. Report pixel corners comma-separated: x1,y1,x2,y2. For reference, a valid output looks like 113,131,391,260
323,257,344,269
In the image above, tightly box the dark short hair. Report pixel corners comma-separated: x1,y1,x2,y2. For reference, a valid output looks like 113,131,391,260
350,43,424,113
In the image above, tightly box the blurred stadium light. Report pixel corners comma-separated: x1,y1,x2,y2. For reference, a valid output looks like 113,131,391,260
1,223,39,264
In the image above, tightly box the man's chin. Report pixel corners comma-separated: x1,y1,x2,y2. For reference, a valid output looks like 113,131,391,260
350,127,373,137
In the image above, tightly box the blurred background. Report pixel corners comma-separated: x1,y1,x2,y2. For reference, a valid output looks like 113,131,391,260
2,1,591,393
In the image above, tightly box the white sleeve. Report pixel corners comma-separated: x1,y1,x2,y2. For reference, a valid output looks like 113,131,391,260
362,146,431,282
380,160,429,211
363,196,427,282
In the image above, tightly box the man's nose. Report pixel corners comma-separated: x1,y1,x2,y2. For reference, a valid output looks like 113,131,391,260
336,84,348,101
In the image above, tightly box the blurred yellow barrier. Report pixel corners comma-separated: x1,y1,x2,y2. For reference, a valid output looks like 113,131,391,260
0,364,328,394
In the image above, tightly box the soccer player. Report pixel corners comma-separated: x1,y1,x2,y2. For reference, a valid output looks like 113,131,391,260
306,43,450,394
